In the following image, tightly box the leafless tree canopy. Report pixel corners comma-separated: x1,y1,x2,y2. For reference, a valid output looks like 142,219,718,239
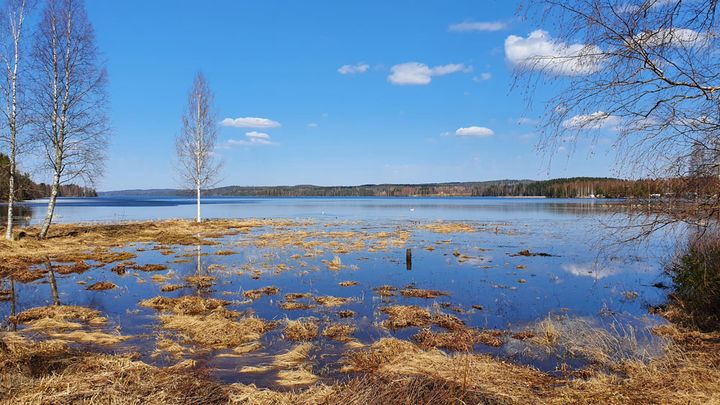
176,72,220,222
519,0,718,176
516,0,719,239
31,0,109,238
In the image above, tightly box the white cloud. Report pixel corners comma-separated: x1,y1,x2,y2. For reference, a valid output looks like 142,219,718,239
227,131,276,146
455,126,495,137
221,117,281,129
562,111,621,130
516,117,537,125
449,21,507,32
474,72,492,81
388,62,471,85
561,263,619,279
636,28,710,48
337,63,370,75
504,30,603,75
307,122,318,128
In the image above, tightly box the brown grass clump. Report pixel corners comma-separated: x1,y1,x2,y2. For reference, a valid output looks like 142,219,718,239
400,287,448,299
0,334,229,404
314,295,350,307
337,310,355,318
86,281,117,291
284,318,320,341
185,275,215,288
380,305,432,329
243,286,280,300
54,261,91,275
13,305,106,325
412,328,479,351
338,280,359,287
431,312,465,331
280,301,316,311
160,284,186,292
342,338,554,403
133,263,168,272
141,295,272,349
285,292,313,301
322,323,356,342
157,312,271,349
419,222,475,234
139,295,232,316
373,285,398,297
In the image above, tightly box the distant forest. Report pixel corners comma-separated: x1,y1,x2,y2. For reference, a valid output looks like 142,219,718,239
204,178,670,198
104,177,680,199
0,153,97,201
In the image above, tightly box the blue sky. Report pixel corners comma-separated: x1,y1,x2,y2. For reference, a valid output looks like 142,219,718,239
80,0,616,191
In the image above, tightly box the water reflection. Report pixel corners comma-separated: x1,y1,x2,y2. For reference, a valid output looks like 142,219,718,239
0,204,32,227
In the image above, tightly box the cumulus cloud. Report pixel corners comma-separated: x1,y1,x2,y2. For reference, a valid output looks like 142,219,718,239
504,30,603,75
449,21,507,32
307,122,318,128
227,131,276,146
221,117,281,129
455,126,495,137
636,28,710,48
388,62,471,85
562,111,621,130
337,63,370,75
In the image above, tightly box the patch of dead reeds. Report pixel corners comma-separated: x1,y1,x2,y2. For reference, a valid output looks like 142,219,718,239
322,323,356,342
86,281,117,291
284,318,320,341
243,286,280,300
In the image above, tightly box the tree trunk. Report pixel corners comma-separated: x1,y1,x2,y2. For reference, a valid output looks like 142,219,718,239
196,184,201,223
5,159,14,240
38,170,60,239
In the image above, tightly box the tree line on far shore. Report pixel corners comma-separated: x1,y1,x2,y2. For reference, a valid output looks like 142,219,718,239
116,176,701,199
1,153,95,199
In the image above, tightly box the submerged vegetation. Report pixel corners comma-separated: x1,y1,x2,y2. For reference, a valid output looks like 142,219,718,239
0,219,717,403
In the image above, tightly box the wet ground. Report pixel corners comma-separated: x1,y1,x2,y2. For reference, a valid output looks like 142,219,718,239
0,210,672,387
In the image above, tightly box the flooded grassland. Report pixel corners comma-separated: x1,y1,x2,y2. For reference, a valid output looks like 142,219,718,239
1,217,719,404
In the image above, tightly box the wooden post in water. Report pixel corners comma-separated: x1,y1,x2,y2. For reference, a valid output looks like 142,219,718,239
46,258,60,306
406,248,412,270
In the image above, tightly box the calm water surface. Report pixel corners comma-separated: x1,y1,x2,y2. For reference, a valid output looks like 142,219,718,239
1,197,674,385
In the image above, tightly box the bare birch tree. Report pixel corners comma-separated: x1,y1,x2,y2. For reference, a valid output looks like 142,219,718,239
0,0,33,240
176,72,220,223
515,0,720,238
30,0,108,239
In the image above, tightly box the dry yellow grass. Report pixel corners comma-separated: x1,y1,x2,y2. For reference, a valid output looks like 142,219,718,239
141,295,273,349
1,323,719,404
380,305,432,329
400,287,448,299
419,222,475,234
0,219,303,278
243,286,280,300
12,305,107,325
284,318,319,341
86,281,117,291
322,323,356,342
314,295,350,307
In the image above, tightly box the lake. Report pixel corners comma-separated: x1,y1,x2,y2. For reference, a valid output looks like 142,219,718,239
1,197,674,385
